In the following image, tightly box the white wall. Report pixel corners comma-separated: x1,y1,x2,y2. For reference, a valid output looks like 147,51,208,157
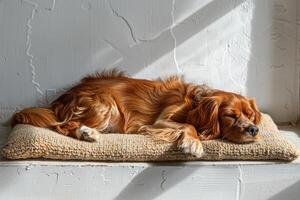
0,161,300,200
0,0,298,144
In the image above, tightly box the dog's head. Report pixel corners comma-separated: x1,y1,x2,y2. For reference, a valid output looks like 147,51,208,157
187,91,261,143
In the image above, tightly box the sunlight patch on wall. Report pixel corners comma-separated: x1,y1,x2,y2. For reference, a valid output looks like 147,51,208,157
139,0,254,95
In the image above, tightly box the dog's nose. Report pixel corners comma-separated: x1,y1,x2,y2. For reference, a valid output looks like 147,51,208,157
247,125,259,136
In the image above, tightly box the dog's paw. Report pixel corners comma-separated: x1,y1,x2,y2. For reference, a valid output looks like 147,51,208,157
180,138,204,158
76,125,100,142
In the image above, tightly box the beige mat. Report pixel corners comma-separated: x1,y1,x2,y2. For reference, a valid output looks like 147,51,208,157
2,114,299,161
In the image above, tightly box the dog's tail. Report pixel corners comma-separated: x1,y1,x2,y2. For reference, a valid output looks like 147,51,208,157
11,107,61,128
11,107,80,136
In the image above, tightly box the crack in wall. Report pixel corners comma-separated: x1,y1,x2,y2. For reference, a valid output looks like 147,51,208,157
23,0,44,105
50,0,56,11
106,0,138,45
100,167,110,185
236,165,243,200
16,168,21,175
25,164,33,171
160,170,167,191
45,0,56,11
170,0,182,74
106,0,166,45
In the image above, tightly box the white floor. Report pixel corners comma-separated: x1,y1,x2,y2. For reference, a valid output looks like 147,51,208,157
0,126,299,200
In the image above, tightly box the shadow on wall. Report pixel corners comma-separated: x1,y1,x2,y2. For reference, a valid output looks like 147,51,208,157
114,163,194,200
246,0,273,119
118,0,246,75
269,180,300,200
246,0,297,123
113,1,248,199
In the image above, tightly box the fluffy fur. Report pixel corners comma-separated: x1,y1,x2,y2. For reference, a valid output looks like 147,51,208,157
11,69,261,157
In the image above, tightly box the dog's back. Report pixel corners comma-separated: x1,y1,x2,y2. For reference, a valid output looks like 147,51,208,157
11,70,191,135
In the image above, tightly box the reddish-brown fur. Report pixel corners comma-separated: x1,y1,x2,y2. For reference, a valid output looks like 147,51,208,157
11,69,261,157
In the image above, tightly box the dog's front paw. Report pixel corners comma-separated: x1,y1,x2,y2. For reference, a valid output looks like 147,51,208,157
180,138,204,158
76,125,100,142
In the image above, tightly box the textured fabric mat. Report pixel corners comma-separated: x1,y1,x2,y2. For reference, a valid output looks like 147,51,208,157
2,114,299,161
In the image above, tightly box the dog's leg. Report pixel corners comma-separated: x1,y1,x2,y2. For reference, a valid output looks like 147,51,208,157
157,121,204,158
75,125,100,142
178,128,204,158
139,121,204,158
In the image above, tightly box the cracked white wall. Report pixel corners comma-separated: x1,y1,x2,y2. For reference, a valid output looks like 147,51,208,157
0,164,244,200
0,0,298,145
0,163,300,200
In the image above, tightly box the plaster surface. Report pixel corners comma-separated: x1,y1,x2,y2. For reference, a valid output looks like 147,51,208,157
0,0,299,159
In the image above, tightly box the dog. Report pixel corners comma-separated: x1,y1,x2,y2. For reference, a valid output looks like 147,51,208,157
11,69,261,157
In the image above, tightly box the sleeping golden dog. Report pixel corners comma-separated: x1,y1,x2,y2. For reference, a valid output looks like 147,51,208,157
11,69,261,157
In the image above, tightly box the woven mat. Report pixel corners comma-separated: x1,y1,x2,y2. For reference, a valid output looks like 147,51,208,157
2,114,299,161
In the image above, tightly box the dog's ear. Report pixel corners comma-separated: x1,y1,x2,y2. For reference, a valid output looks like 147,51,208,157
187,97,221,137
248,98,261,125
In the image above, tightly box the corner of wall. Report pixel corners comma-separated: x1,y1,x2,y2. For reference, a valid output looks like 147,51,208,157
297,0,300,123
